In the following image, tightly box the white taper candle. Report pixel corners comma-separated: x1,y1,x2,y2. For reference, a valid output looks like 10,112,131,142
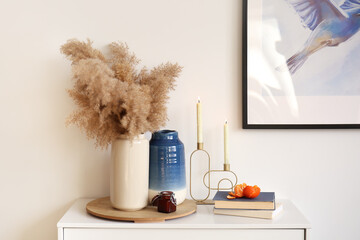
224,120,229,164
197,98,203,144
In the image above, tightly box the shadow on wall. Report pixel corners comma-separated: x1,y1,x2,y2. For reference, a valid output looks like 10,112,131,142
16,55,111,240
22,200,74,240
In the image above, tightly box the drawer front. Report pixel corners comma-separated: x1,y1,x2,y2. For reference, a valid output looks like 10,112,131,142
64,228,305,240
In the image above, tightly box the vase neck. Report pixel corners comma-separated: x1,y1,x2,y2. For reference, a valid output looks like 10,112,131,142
116,134,146,140
152,130,178,140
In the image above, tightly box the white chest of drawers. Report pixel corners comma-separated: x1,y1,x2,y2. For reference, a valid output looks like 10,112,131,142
57,199,311,240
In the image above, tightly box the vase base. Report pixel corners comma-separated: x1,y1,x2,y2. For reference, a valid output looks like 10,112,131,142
111,205,146,212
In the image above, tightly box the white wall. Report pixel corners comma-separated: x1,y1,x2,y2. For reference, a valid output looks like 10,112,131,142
0,0,359,239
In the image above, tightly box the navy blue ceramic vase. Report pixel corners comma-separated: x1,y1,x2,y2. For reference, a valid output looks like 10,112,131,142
148,130,186,205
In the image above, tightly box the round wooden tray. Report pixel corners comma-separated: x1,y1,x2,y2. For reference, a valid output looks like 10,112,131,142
86,197,197,223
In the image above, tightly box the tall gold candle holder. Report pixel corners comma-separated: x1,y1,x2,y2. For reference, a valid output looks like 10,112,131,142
189,144,238,205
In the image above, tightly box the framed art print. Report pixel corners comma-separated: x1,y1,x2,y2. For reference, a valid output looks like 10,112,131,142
243,0,360,129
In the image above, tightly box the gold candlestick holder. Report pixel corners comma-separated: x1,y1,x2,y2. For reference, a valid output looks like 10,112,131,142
190,144,238,205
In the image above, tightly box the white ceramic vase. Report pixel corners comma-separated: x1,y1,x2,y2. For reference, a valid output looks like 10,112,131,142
110,134,149,211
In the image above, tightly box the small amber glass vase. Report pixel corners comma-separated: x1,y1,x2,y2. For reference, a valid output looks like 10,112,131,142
151,191,177,213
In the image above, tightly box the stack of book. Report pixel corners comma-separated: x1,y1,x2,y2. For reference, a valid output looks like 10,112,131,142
212,191,282,219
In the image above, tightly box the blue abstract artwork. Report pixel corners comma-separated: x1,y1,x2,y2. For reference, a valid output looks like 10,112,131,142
244,0,360,126
265,0,360,96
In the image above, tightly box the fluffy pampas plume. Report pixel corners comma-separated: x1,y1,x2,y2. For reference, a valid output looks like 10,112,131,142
61,39,182,148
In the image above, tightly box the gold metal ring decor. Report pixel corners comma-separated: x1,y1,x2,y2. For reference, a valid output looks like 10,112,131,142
189,143,238,205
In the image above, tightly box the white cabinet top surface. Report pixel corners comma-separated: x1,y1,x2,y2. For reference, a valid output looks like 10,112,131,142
57,199,311,229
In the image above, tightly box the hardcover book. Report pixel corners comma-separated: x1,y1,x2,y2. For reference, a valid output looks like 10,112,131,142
213,191,275,210
213,203,283,219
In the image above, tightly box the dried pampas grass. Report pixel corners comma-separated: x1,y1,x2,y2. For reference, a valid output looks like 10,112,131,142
61,39,182,148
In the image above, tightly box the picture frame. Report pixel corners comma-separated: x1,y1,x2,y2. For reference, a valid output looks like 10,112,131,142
242,0,360,129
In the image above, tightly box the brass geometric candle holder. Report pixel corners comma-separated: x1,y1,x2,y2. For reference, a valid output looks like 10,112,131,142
189,143,238,205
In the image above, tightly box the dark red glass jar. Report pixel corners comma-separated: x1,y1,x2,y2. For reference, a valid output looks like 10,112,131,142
151,191,177,213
